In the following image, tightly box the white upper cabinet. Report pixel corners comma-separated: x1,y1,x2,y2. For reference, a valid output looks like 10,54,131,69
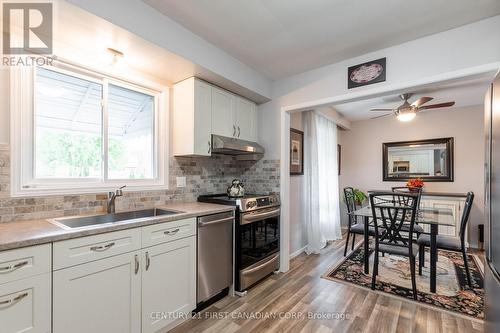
173,77,258,156
211,89,257,142
235,97,257,141
211,86,236,138
173,78,212,156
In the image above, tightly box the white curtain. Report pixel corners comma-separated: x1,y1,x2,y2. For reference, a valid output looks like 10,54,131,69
303,111,342,254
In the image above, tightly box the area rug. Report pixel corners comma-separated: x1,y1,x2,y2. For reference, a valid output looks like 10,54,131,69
323,247,484,319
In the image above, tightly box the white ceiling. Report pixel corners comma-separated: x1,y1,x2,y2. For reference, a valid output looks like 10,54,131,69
44,1,270,103
333,78,490,121
143,0,500,80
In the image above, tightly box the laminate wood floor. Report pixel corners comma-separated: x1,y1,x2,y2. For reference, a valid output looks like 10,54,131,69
170,237,484,333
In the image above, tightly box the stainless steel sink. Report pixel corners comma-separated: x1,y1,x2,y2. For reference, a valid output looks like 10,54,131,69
50,208,183,229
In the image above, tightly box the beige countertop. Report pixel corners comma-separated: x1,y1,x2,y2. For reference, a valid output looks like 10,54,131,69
0,202,235,252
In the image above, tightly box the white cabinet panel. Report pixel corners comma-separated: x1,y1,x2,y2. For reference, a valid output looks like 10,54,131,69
142,236,196,333
420,196,466,240
141,217,196,248
0,273,51,333
53,228,141,270
193,79,212,156
235,97,257,141
0,244,51,285
174,77,259,157
53,251,141,333
173,77,212,156
211,87,235,138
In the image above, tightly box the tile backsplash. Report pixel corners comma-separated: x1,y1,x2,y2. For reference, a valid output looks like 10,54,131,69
0,144,280,222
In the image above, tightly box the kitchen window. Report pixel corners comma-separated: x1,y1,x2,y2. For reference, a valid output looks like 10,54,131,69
10,64,168,196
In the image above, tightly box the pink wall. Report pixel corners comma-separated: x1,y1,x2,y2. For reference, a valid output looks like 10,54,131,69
339,105,485,247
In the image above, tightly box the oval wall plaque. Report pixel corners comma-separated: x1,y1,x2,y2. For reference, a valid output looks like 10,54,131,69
347,57,386,89
350,63,383,83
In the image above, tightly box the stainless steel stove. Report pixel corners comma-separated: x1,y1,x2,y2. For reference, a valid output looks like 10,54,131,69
198,193,280,293
197,193,280,212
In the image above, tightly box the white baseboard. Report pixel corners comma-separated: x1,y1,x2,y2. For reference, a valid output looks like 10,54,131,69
290,246,307,259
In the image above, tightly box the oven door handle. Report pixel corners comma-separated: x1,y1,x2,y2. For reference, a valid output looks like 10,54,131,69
241,253,280,275
241,208,280,224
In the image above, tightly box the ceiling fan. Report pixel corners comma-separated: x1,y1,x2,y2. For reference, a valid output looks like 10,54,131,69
370,93,455,121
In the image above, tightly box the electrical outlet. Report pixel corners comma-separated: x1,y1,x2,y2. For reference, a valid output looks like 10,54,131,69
176,177,186,188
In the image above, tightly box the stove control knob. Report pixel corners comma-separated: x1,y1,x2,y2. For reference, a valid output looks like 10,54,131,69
246,201,257,209
269,197,275,204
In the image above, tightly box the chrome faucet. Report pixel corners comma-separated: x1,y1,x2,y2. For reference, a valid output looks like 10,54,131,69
107,185,126,213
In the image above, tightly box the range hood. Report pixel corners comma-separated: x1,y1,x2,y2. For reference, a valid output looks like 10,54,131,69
211,135,265,157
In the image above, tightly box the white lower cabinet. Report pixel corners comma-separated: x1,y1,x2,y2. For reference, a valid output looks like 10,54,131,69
53,251,142,333
0,273,51,333
52,224,197,333
142,236,196,333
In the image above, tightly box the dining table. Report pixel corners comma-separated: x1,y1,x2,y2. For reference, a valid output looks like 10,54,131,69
348,205,455,293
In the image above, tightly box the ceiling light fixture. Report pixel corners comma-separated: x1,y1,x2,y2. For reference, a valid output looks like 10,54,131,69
106,47,124,66
397,111,416,122
370,93,455,121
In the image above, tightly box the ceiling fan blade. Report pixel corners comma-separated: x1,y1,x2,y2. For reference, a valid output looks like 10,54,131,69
419,101,455,110
370,108,394,112
371,113,393,119
411,97,433,108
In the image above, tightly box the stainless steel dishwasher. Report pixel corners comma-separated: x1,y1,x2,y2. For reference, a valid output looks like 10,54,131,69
197,211,234,305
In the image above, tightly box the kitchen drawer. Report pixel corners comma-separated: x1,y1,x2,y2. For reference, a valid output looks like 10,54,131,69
142,218,196,248
53,228,141,270
0,272,51,333
0,244,51,285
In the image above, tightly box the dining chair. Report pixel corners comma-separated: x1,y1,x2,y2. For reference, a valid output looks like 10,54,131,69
369,191,420,300
417,191,474,287
391,186,423,206
392,186,425,236
343,187,381,256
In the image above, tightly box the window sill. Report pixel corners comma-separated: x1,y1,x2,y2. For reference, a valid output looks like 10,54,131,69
10,184,169,198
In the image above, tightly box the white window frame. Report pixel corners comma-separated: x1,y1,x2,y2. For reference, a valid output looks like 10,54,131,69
10,62,169,197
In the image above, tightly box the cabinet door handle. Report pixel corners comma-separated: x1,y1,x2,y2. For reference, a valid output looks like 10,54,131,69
164,228,180,236
0,260,28,273
238,126,241,138
145,252,151,271
90,242,115,252
233,125,236,137
208,141,211,154
134,254,139,274
0,292,28,306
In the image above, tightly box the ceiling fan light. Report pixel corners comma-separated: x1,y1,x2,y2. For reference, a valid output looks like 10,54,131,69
397,112,416,122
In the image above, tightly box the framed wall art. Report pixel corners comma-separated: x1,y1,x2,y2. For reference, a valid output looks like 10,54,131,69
290,128,304,175
348,57,386,89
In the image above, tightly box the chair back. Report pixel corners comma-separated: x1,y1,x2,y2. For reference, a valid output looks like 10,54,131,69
459,192,474,242
344,187,358,227
392,186,423,208
369,191,419,250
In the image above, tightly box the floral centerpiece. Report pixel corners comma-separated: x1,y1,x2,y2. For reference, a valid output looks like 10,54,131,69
406,178,424,192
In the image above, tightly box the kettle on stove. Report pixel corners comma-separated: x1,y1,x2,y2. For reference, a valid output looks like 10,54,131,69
227,179,245,198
